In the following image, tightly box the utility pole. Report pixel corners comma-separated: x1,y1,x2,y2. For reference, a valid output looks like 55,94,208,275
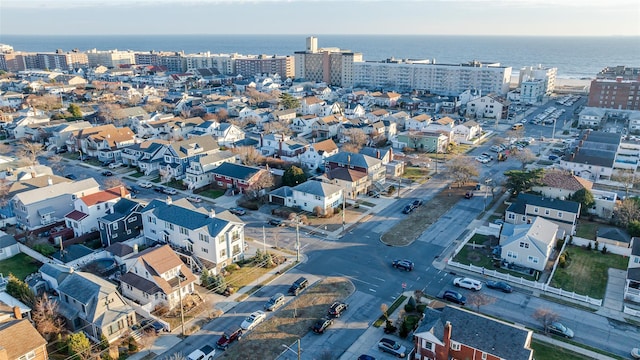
262,226,266,253
342,192,346,233
178,274,185,336
295,219,300,262
297,339,301,360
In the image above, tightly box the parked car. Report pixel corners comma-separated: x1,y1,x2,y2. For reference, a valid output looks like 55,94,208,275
453,277,482,291
141,319,166,334
357,355,376,360
486,280,513,293
64,174,77,180
55,146,68,154
101,160,114,167
377,338,407,358
411,199,423,208
464,191,474,199
311,317,333,334
269,219,285,227
216,326,243,350
288,277,309,296
229,207,247,216
101,170,113,177
138,181,153,188
187,345,216,360
264,293,286,311
162,187,178,195
126,185,140,194
631,347,640,359
186,195,202,203
240,310,266,331
328,302,348,318
392,259,414,271
108,162,123,169
548,155,559,161
442,290,466,305
402,204,413,214
547,322,574,338
154,186,165,193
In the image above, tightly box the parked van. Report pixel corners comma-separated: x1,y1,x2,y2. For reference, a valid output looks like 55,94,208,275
511,123,524,130
264,293,286,311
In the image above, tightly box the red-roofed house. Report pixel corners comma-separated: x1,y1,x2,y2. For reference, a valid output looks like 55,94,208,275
66,124,136,163
65,186,131,236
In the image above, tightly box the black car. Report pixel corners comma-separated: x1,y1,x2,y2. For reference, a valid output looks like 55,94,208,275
154,186,165,193
311,317,333,334
269,219,285,227
288,277,309,296
402,204,413,214
328,302,348,318
64,174,77,180
442,290,466,305
126,185,140,194
55,146,68,154
412,199,423,208
101,171,113,176
464,191,474,199
141,319,166,334
486,280,513,293
392,259,414,271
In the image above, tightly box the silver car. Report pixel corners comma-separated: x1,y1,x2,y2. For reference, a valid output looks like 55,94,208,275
378,337,406,358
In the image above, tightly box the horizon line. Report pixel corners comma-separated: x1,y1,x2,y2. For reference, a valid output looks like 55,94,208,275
2,33,638,37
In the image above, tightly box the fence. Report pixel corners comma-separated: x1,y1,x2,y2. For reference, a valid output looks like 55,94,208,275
570,236,632,256
447,259,603,306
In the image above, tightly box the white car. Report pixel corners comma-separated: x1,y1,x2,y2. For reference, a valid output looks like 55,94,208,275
108,162,123,169
453,277,483,291
241,310,266,330
138,181,153,188
186,195,202,203
631,347,640,359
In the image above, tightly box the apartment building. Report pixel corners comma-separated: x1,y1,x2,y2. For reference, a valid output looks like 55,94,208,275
86,49,136,68
184,52,236,74
294,36,363,87
235,54,294,78
559,130,622,182
519,64,557,95
352,59,511,96
588,76,640,111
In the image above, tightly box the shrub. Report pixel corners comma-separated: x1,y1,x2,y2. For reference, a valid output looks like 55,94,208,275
33,243,56,256
416,304,427,313
586,242,592,250
384,320,397,334
399,321,411,338
128,337,139,352
225,263,240,272
555,238,565,251
594,240,599,251
601,245,608,254
387,185,396,195
404,296,417,313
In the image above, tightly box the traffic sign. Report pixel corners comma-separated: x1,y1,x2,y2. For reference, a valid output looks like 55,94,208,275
401,282,407,289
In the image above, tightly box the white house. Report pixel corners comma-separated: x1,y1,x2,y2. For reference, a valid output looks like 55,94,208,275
140,198,245,273
624,238,640,304
184,151,237,190
577,107,606,128
452,120,482,144
466,94,509,120
500,217,559,272
300,139,339,171
404,114,432,131
0,233,19,260
64,186,131,237
276,181,343,214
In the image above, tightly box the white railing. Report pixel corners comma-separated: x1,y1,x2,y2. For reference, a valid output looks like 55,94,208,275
447,259,603,306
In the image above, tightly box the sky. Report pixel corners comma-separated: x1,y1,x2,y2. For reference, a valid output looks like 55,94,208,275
1,0,639,37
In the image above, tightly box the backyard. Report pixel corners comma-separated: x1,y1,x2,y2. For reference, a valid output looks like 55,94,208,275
381,184,475,246
530,340,591,360
574,220,601,240
219,277,354,360
549,245,629,299
0,253,41,280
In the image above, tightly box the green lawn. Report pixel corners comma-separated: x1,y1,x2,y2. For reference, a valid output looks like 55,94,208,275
129,171,144,178
198,189,225,199
402,167,429,181
549,245,629,298
575,220,600,240
530,340,590,360
0,253,42,280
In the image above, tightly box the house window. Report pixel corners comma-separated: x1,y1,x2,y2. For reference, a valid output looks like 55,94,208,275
634,257,640,264
147,216,156,224
481,353,488,360
199,233,209,243
528,256,539,264
165,222,174,230
180,227,189,235
233,244,241,255
18,350,36,360
100,223,104,229
507,213,515,220
545,209,550,215
113,223,118,230
128,216,137,223
534,207,539,213
507,251,518,259
127,229,132,235
421,339,434,351
519,242,529,248
220,249,227,257
202,248,208,253
219,236,225,244
522,216,526,221
558,212,563,218
450,341,461,351
113,233,118,238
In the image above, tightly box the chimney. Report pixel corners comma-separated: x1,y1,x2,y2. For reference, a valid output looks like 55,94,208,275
47,177,53,186
376,150,380,159
120,186,126,198
436,321,452,359
209,209,216,218
13,306,22,320
166,196,172,205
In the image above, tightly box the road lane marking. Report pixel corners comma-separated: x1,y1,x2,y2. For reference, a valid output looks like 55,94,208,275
372,276,386,282
369,288,377,292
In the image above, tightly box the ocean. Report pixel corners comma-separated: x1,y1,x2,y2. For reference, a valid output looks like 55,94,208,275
1,34,639,79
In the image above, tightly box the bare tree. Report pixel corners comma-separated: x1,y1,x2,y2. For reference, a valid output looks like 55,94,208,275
246,171,275,200
512,148,536,169
138,330,156,355
32,294,65,341
0,178,10,208
263,120,292,135
532,307,559,334
103,178,126,189
611,169,640,197
162,353,187,360
98,103,123,124
448,155,479,187
505,129,524,141
47,154,66,174
232,146,264,166
216,108,229,121
380,303,389,320
467,293,496,312
491,136,506,146
342,128,368,149
17,139,43,167
29,94,62,111
341,143,360,153
614,198,640,227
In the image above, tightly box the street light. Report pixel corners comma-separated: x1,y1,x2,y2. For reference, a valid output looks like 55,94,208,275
281,339,301,360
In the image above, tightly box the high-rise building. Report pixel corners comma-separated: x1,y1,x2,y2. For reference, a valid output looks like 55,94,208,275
588,75,640,110
86,49,136,68
352,59,511,96
519,65,557,95
234,55,294,78
294,36,363,86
